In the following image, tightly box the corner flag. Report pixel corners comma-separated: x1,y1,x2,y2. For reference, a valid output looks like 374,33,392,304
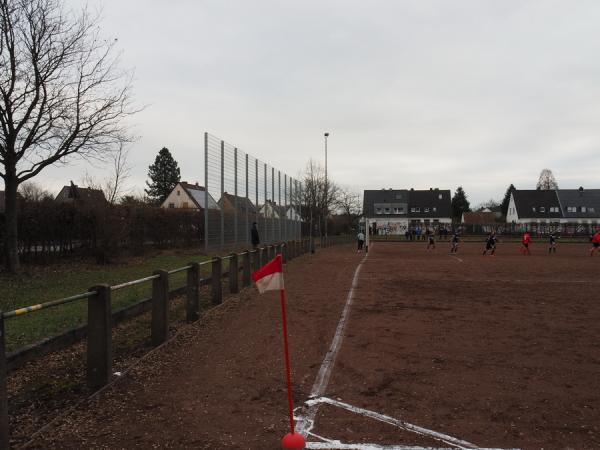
252,254,284,293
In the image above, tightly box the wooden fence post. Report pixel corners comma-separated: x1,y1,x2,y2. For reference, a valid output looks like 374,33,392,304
253,249,260,272
261,247,268,266
186,263,200,323
152,270,169,346
87,284,112,389
229,253,239,294
0,315,9,449
211,257,222,305
242,251,251,287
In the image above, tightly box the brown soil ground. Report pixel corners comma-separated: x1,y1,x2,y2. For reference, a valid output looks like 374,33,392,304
23,241,600,449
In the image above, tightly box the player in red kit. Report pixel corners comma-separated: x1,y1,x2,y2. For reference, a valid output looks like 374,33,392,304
590,231,600,256
521,231,532,255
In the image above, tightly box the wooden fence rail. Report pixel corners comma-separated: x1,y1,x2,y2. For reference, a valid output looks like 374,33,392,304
0,239,324,448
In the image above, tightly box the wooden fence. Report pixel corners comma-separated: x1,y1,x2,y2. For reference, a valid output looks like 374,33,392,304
0,238,333,448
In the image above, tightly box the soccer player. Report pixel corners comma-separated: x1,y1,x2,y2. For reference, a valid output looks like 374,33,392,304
450,231,460,253
521,231,532,255
548,233,557,254
357,230,365,253
427,229,436,250
482,231,497,256
590,231,600,256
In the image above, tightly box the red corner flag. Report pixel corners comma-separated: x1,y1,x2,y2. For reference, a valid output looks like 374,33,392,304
251,254,284,293
252,254,305,450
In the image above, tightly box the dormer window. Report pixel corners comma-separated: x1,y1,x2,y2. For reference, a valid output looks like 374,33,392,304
424,207,430,213
539,207,545,213
532,207,536,212
581,206,587,213
438,194,442,200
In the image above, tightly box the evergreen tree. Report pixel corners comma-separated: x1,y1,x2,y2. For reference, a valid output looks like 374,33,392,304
451,186,471,220
500,184,516,217
145,148,181,203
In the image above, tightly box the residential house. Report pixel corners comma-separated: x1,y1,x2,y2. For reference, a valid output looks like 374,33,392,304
161,182,220,210
506,188,600,224
55,182,106,205
363,188,452,235
556,188,600,223
258,199,280,219
461,211,498,225
218,192,257,216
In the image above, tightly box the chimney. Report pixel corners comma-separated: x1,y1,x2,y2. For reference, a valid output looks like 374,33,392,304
579,186,584,196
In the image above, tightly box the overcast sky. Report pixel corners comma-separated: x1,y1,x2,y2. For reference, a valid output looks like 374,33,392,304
34,0,600,205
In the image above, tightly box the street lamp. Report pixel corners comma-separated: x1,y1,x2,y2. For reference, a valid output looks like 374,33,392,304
324,132,329,245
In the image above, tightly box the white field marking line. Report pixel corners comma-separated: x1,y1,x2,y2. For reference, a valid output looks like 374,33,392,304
448,254,463,263
296,252,369,436
304,398,519,450
305,397,477,449
305,444,519,450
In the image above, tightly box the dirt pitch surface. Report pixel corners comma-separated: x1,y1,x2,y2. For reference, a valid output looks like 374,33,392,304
25,242,600,449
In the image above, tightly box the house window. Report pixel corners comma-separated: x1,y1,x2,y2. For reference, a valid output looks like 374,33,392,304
410,207,416,213
438,194,442,200
424,207,430,213
182,202,189,208
168,203,175,208
177,190,180,196
567,206,576,212
395,194,403,200
532,207,536,212
384,207,390,214
415,207,421,213
589,207,595,213
539,207,545,213
433,207,437,212
376,207,383,215
393,207,403,214
581,206,587,213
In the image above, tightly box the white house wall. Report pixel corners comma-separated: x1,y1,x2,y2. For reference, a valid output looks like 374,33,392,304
162,184,197,209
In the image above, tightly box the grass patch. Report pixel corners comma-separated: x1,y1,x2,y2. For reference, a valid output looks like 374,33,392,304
0,251,219,352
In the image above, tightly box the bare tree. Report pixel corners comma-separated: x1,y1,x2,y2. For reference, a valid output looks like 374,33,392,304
0,0,136,271
335,186,362,233
296,159,339,241
104,143,131,204
536,169,558,190
18,180,51,201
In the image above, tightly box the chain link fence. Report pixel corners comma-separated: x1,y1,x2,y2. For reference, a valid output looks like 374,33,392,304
204,133,303,251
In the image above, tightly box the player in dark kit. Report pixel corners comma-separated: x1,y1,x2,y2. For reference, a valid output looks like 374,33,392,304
548,233,557,254
427,229,436,250
450,231,460,253
482,231,497,256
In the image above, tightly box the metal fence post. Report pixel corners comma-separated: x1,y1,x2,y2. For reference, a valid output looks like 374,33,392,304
87,284,112,389
0,315,9,449
220,140,225,250
229,253,239,294
186,262,200,323
234,147,238,245
204,132,209,252
152,270,169,346
211,257,223,305
243,251,251,287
